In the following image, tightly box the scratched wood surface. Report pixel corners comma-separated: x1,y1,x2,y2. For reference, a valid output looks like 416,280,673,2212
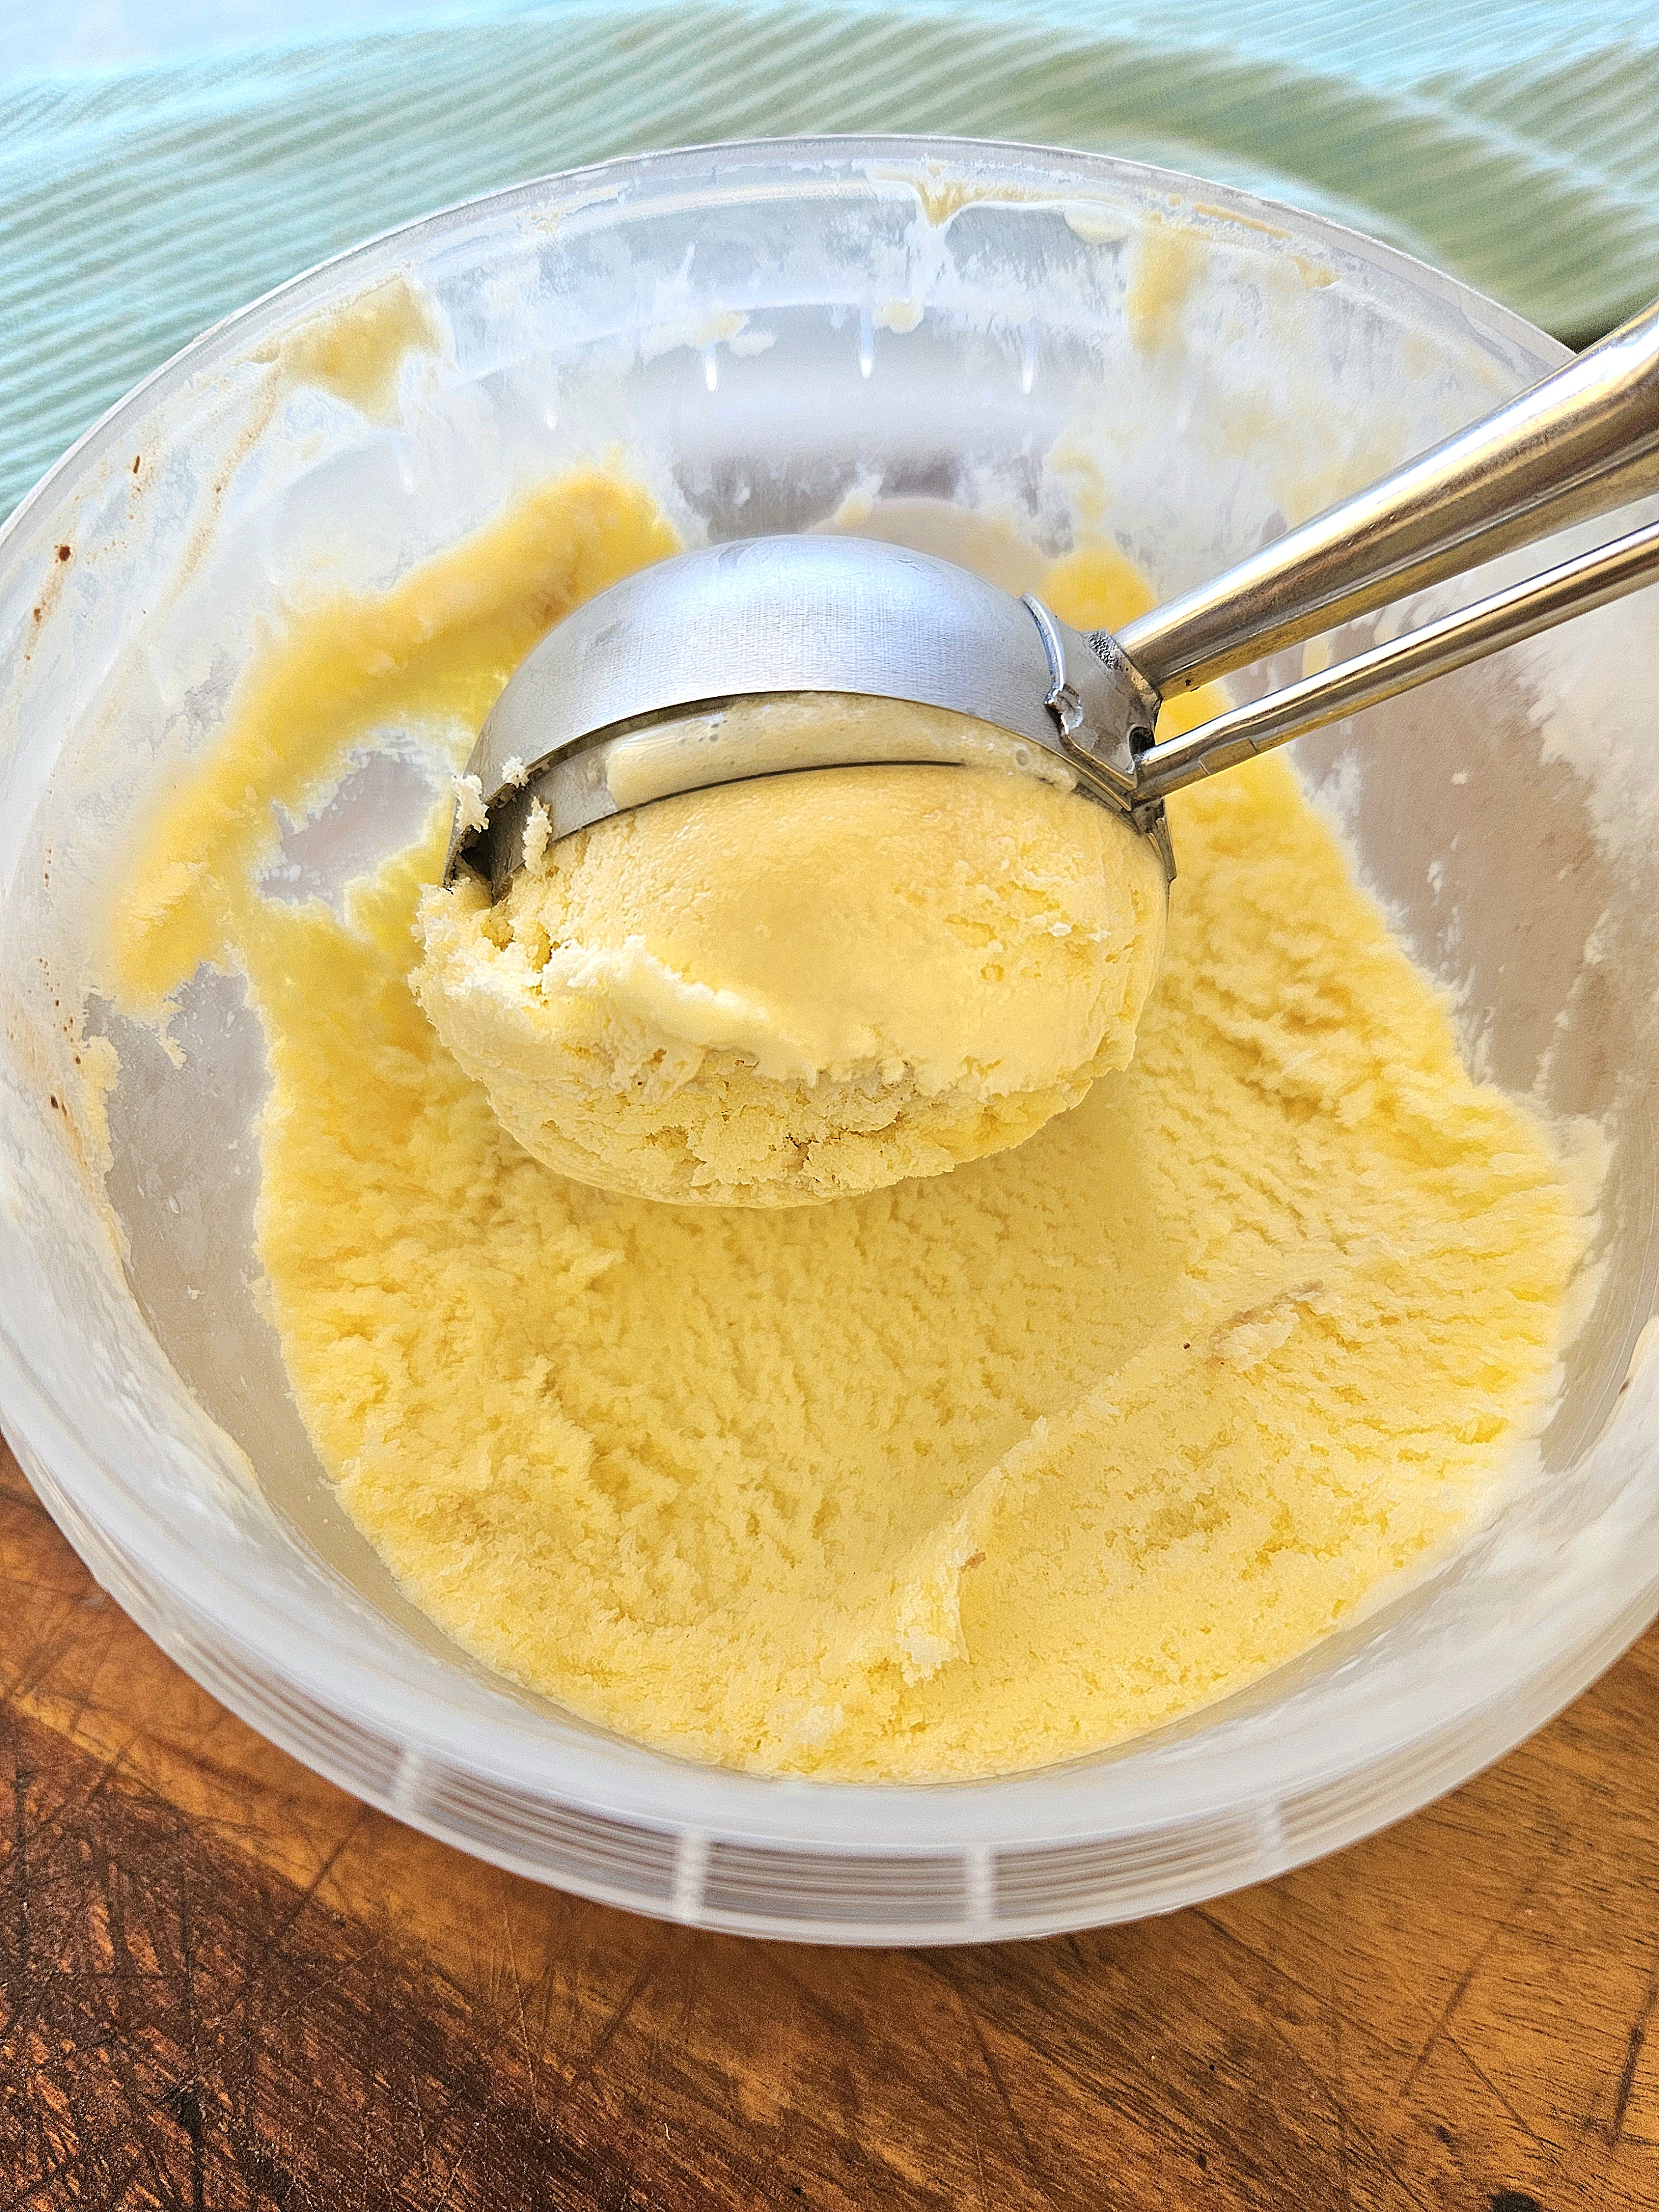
2,1431,1657,2211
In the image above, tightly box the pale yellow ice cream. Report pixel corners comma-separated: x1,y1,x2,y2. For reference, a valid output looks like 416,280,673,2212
103,468,1590,1782
414,727,1167,1207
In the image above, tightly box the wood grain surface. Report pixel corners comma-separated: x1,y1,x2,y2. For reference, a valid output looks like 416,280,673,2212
2,1430,1657,2212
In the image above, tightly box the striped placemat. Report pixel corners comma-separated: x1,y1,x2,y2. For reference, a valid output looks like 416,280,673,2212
3,0,1656,519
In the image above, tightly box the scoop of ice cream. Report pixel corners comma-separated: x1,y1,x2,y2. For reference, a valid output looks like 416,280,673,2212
414,750,1167,1207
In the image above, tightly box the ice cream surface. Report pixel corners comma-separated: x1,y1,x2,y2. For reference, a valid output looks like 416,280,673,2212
414,716,1168,1206
104,469,1590,1781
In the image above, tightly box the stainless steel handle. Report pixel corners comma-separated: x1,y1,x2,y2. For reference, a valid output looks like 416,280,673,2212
1117,295,1659,698
1134,515,1659,805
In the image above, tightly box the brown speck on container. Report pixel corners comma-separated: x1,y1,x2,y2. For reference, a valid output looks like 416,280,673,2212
55,544,70,562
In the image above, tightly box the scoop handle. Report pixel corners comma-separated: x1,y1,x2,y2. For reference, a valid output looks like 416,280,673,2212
1133,513,1659,806
1115,295,1659,698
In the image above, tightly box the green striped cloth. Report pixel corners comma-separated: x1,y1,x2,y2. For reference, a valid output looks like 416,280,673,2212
3,0,1657,520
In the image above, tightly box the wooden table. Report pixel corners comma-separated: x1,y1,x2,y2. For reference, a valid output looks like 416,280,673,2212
3,1431,1656,2211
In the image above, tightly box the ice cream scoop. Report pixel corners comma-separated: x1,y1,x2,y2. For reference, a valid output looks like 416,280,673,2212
450,293,1659,896
426,293,1659,1209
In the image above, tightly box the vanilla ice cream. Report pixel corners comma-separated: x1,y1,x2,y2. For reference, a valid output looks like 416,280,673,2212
102,469,1590,1782
414,718,1167,1207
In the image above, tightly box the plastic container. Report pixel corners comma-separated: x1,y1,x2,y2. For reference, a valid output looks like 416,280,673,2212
2,139,1657,1945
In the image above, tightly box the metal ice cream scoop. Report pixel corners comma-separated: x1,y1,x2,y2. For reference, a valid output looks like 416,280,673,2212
449,295,1659,893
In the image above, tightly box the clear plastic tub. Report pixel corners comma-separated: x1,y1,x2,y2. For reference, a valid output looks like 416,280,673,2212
3,139,1657,1945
